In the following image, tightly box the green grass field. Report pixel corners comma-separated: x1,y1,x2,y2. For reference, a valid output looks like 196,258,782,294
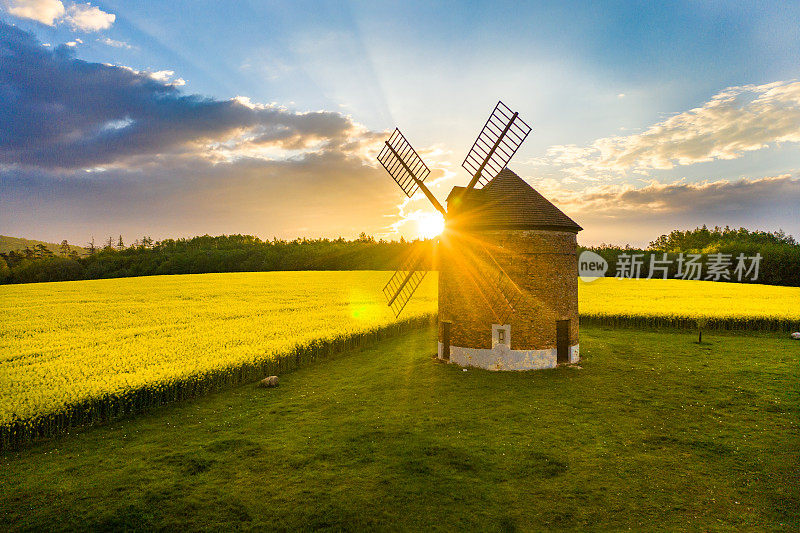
1,325,797,531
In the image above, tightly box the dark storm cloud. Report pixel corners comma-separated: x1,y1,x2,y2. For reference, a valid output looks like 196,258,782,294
0,22,363,170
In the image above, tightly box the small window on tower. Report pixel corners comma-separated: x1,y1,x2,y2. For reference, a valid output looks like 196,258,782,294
492,324,510,348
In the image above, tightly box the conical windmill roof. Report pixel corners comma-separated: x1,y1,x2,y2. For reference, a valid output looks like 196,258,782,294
446,168,583,232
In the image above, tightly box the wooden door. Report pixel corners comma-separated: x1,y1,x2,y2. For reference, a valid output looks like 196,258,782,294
556,320,570,364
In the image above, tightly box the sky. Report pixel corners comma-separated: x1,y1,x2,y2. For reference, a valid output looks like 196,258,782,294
1,0,799,247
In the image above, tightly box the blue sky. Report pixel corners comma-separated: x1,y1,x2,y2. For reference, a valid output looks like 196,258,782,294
1,0,799,245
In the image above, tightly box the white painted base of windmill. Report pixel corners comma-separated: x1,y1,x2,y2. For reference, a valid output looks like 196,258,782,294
437,342,579,371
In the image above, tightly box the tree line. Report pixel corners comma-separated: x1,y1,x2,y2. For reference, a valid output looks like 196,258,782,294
0,233,435,285
1,226,797,286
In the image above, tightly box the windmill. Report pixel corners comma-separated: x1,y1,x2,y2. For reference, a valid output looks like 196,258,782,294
376,100,584,371
378,101,532,320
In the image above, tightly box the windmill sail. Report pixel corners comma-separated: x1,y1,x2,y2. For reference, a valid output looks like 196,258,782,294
383,246,429,318
462,101,532,190
378,129,446,215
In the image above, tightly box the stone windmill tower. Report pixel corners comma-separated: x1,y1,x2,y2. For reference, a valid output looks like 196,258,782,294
378,101,582,371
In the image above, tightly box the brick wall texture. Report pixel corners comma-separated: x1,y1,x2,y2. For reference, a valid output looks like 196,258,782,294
438,229,579,350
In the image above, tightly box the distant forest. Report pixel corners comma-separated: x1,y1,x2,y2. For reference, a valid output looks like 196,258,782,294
0,234,432,285
1,226,797,286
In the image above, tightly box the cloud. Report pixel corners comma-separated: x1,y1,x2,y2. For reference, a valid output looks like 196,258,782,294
522,80,800,243
0,22,381,170
6,0,64,25
4,1,114,31
98,37,133,49
147,69,185,86
543,80,800,179
0,22,403,242
2,22,796,246
64,2,114,31
0,151,401,242
534,174,800,245
550,174,799,214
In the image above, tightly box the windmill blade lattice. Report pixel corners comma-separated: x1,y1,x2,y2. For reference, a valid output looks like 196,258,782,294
462,101,532,190
383,246,429,318
377,129,431,198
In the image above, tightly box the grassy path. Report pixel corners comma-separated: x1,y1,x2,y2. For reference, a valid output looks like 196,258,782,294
1,326,798,531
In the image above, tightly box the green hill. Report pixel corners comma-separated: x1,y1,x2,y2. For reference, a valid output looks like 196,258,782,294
0,235,87,256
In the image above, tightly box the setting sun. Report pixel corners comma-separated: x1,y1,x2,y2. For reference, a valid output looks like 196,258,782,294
417,212,445,239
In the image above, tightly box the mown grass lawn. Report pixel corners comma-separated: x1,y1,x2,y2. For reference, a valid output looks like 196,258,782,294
1,325,798,531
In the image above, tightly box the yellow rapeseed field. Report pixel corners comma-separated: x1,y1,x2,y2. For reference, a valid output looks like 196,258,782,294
578,277,800,326
2,272,798,447
0,272,436,430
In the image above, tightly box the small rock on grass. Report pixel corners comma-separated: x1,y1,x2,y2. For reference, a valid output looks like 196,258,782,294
791,332,800,340
259,376,279,388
